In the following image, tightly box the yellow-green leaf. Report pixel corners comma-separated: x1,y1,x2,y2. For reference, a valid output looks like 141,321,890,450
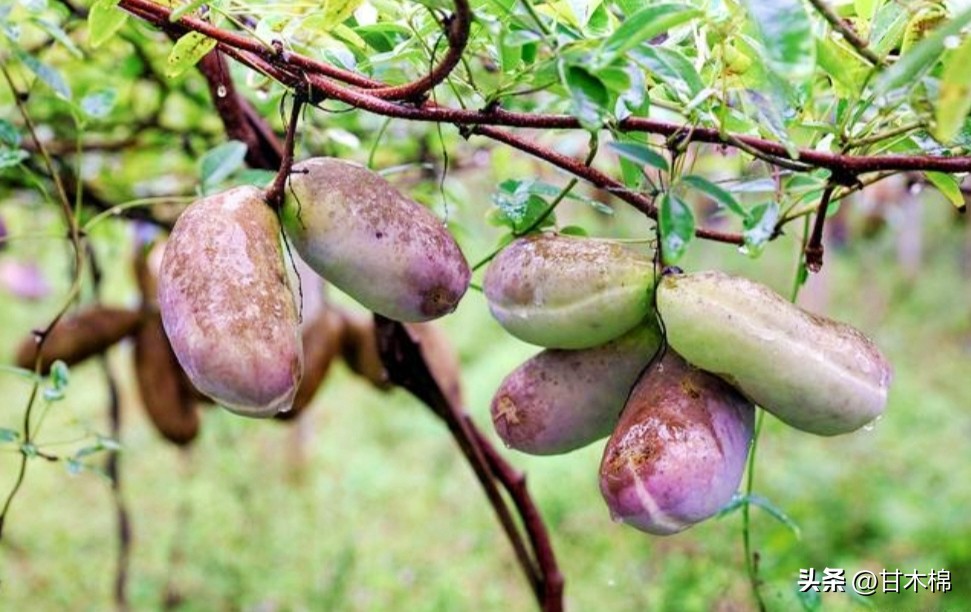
165,32,217,78
323,0,365,29
924,171,966,210
854,0,881,21
933,36,971,143
88,0,128,49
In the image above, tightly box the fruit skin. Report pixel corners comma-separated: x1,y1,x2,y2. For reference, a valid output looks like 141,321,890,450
484,233,656,349
158,186,303,418
134,313,200,446
16,306,144,373
600,351,754,535
282,157,470,322
657,270,892,436
491,322,661,455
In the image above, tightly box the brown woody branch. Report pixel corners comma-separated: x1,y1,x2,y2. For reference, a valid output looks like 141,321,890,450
118,0,971,176
374,316,563,612
806,0,885,67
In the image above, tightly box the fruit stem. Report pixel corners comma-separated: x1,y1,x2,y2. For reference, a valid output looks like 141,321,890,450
265,93,304,211
742,408,767,612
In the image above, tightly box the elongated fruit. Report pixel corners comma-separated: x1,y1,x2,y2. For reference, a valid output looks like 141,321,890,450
16,306,144,373
491,322,661,455
134,313,200,446
600,351,754,535
158,186,302,417
282,157,470,322
484,233,656,349
657,270,892,436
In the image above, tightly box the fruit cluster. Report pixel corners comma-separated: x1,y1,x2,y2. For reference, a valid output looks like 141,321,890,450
156,157,470,418
19,154,891,536
485,233,892,535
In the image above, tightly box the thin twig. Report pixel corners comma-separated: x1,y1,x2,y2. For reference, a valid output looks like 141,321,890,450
265,94,304,210
804,184,837,272
807,0,885,66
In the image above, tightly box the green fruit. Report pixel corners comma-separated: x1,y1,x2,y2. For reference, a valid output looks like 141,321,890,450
657,270,892,436
158,186,302,418
600,351,754,535
282,157,470,322
484,233,656,349
491,322,661,455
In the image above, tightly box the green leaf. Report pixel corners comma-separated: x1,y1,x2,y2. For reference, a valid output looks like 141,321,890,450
875,7,971,95
165,31,217,78
235,169,277,188
658,192,694,263
630,46,703,98
816,37,869,94
81,89,117,119
0,148,29,169
74,444,102,459
609,141,669,171
560,63,610,131
50,360,70,390
559,225,588,236
88,0,128,49
933,36,971,143
924,171,966,210
718,492,801,538
14,48,71,99
680,175,746,218
0,119,20,147
0,428,20,443
491,179,557,233
870,1,908,57
742,0,816,84
199,140,248,190
600,3,701,66
742,201,779,257
169,0,208,22
854,0,880,21
31,17,82,58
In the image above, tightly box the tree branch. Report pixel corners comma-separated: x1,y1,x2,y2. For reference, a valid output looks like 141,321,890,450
374,316,563,612
118,0,971,175
807,0,885,67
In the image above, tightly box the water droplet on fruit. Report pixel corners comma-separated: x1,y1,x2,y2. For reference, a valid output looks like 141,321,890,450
216,85,228,98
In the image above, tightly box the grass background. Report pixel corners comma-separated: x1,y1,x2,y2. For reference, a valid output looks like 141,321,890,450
0,170,970,612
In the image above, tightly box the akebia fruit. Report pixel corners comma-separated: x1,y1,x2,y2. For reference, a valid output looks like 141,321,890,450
282,157,470,322
657,270,892,436
484,233,656,349
134,313,200,446
16,306,144,373
600,351,755,535
158,186,302,418
491,322,662,455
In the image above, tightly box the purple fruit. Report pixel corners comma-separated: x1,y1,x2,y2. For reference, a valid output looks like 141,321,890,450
282,157,470,322
491,323,661,455
600,351,754,535
158,186,302,417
